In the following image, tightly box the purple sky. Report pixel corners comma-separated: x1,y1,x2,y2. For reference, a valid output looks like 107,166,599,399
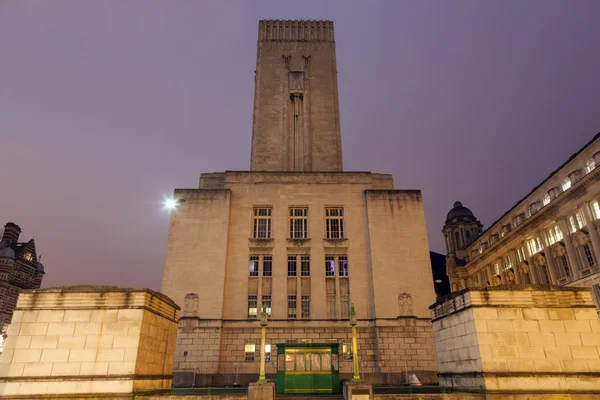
2,1,600,290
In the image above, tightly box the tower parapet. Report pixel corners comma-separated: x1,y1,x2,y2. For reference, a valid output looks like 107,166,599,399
258,20,334,42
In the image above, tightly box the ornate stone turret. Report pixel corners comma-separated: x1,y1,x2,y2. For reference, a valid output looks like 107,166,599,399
442,201,483,259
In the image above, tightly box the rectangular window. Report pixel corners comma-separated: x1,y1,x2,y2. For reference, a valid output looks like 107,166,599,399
245,343,255,361
301,295,310,318
582,243,596,268
263,256,272,277
248,295,258,318
290,207,308,239
262,295,272,317
493,262,500,276
547,225,563,246
340,295,350,318
529,237,543,255
249,256,259,277
265,344,271,362
327,295,336,318
339,256,349,277
253,207,272,239
539,265,551,285
301,255,310,276
325,256,335,276
325,207,344,239
559,255,571,277
516,247,526,263
593,201,600,220
503,256,512,271
288,295,297,318
288,256,297,277
569,211,585,233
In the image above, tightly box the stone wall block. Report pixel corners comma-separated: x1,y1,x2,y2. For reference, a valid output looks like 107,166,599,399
22,362,53,377
574,308,599,320
30,335,59,349
13,348,42,363
50,362,81,376
63,310,92,322
20,322,48,336
47,322,76,336
41,348,70,363
523,308,549,320
68,348,98,362
57,335,86,348
36,310,65,322
74,322,102,335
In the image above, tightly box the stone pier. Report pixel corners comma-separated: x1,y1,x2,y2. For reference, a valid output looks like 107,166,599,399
430,285,600,399
0,286,179,399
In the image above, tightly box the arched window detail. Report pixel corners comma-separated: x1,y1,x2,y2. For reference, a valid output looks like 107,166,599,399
551,243,571,279
586,158,596,173
573,231,597,271
562,177,572,191
543,194,551,206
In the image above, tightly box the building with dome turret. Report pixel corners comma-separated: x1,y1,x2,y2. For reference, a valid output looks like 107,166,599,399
443,133,600,316
0,222,45,350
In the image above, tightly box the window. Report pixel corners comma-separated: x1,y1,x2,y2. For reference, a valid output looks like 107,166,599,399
253,207,272,239
586,158,596,173
290,207,308,239
287,295,297,318
327,295,336,318
539,264,551,285
455,232,461,248
249,256,259,277
263,256,272,277
465,230,472,245
580,243,596,268
529,237,543,254
493,262,500,276
245,343,256,361
301,295,310,318
301,255,310,276
562,177,572,191
325,207,344,239
593,284,600,307
558,255,571,278
339,256,349,277
342,340,353,360
340,295,350,318
325,256,335,276
516,247,526,263
592,201,600,220
501,225,510,238
248,296,258,318
288,256,297,277
262,295,272,317
265,344,271,362
503,256,512,271
547,225,563,246
23,253,33,262
543,194,551,206
569,211,585,233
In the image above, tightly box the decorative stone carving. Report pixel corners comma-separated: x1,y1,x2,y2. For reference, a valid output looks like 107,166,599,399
506,269,515,282
226,172,372,184
367,190,421,200
183,293,199,317
398,293,413,316
248,238,275,249
289,71,304,92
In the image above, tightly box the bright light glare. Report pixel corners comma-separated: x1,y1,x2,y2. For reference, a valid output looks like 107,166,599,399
164,198,179,210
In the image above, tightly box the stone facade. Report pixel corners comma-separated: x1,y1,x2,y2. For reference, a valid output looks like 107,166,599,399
431,286,600,399
161,20,438,387
444,133,600,315
0,222,45,349
0,286,179,399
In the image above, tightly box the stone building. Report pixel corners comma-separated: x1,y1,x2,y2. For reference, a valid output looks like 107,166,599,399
444,133,600,313
0,222,45,350
161,20,438,385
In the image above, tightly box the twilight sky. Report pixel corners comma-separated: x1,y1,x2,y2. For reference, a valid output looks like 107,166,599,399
2,1,600,290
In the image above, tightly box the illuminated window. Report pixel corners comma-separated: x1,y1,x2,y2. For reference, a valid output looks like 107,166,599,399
592,201,600,220
262,295,272,317
339,256,348,277
301,295,311,318
516,247,526,263
289,207,308,239
253,207,272,239
569,211,585,233
249,256,259,277
287,296,297,318
245,343,256,361
529,237,543,254
23,253,33,262
493,262,500,276
288,256,297,277
325,255,335,276
263,256,272,277
562,177,572,191
301,255,310,276
503,256,512,271
248,296,258,318
265,344,271,362
543,194,551,206
586,158,596,173
325,207,344,239
501,225,510,237
547,225,563,246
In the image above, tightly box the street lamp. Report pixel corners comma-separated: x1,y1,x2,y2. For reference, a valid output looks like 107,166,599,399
349,303,361,382
258,304,268,382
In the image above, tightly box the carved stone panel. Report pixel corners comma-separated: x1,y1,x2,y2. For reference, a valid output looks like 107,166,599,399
183,293,199,317
398,293,413,317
